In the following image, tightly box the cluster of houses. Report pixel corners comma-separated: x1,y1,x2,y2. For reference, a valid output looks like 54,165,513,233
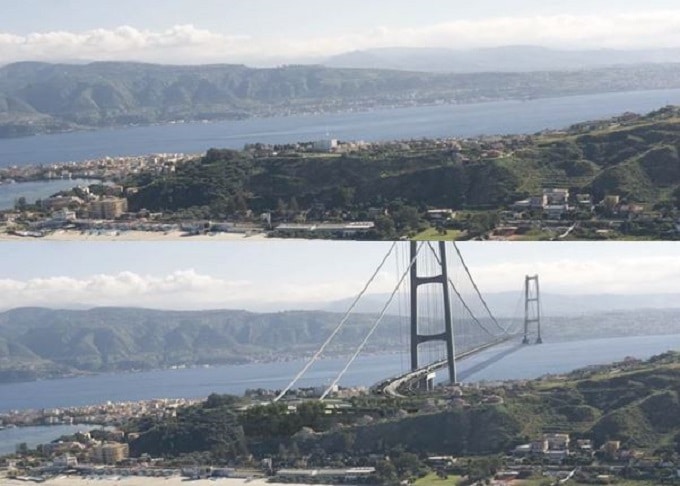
512,188,645,220
513,433,644,465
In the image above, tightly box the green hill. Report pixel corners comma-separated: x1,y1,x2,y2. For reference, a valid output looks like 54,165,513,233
123,107,680,225
125,352,680,470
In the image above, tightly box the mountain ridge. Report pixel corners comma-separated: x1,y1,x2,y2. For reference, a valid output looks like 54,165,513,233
324,45,680,72
1,305,679,384
3,60,680,137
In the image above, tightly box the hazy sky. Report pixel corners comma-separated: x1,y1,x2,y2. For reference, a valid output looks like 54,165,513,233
1,241,678,312
2,0,680,64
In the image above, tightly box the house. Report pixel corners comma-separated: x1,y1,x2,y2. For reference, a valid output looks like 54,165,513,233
544,433,570,450
312,139,338,152
276,467,376,483
274,222,375,238
513,195,546,211
530,440,548,454
576,194,593,207
88,197,128,219
545,204,569,219
426,209,455,221
543,188,569,205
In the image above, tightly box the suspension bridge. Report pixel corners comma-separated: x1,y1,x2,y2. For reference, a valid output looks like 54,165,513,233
274,241,543,402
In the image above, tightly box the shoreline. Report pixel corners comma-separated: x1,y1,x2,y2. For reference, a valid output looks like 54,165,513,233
0,474,287,486
0,230,274,242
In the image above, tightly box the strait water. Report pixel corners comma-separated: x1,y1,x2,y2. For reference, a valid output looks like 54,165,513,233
3,334,679,414
1,88,680,168
1,333,679,453
3,89,680,452
3,89,679,207
0,179,98,210
0,425,90,455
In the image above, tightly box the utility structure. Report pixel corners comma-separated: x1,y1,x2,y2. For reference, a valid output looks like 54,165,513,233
409,241,456,389
522,274,542,344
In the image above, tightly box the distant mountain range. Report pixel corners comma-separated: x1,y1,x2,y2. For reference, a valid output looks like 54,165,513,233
0,304,679,383
3,60,680,137
0,307,404,382
324,46,680,73
322,292,680,317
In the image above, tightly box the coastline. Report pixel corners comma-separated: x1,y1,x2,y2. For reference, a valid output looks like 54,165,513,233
0,230,273,242
0,474,287,486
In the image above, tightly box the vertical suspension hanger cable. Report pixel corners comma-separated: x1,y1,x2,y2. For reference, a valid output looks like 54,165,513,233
396,243,406,373
425,243,496,338
273,241,398,402
320,242,424,400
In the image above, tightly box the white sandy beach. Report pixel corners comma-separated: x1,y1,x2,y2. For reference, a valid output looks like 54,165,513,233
0,474,293,486
0,230,273,242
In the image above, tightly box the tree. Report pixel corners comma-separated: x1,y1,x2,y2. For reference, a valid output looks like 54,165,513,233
391,205,421,233
276,198,287,215
330,186,354,208
204,393,240,409
14,197,27,211
374,460,399,485
372,215,396,239
392,452,425,479
673,186,680,210
227,192,245,212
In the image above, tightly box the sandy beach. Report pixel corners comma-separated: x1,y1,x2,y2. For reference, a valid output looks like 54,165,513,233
0,230,272,242
0,474,291,486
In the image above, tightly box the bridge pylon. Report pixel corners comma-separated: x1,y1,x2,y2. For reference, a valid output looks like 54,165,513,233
410,241,457,386
522,275,542,344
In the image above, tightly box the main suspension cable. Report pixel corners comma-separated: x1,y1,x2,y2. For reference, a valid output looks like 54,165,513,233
451,242,506,334
319,242,424,400
273,241,398,402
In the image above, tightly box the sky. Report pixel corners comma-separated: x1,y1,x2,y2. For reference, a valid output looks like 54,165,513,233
1,241,679,312
2,0,680,65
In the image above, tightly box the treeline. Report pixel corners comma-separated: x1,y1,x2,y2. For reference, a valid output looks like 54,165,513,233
127,148,519,220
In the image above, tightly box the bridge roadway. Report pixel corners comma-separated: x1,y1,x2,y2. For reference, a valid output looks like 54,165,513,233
374,333,523,397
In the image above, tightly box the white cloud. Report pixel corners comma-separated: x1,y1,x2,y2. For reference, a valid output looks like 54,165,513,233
0,270,255,311
0,269,391,312
2,11,680,65
468,255,680,295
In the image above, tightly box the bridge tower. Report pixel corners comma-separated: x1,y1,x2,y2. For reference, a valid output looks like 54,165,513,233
522,275,542,344
410,241,457,386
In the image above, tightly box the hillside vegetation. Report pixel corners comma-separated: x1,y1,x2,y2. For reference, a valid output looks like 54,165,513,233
0,307,405,382
126,352,680,472
125,107,680,226
2,61,680,136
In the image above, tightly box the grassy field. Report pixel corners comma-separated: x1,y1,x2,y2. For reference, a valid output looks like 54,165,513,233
412,228,465,240
414,474,658,486
509,229,556,241
413,472,463,486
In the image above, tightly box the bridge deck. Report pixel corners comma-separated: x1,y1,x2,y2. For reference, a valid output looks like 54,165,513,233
376,334,522,397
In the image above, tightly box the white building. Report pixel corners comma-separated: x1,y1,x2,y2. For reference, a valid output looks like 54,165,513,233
312,139,338,152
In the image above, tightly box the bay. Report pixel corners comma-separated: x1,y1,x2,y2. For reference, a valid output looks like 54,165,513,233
1,88,680,167
0,425,93,456
0,179,98,210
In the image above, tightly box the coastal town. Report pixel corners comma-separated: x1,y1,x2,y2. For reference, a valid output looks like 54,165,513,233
3,358,680,486
2,117,679,242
